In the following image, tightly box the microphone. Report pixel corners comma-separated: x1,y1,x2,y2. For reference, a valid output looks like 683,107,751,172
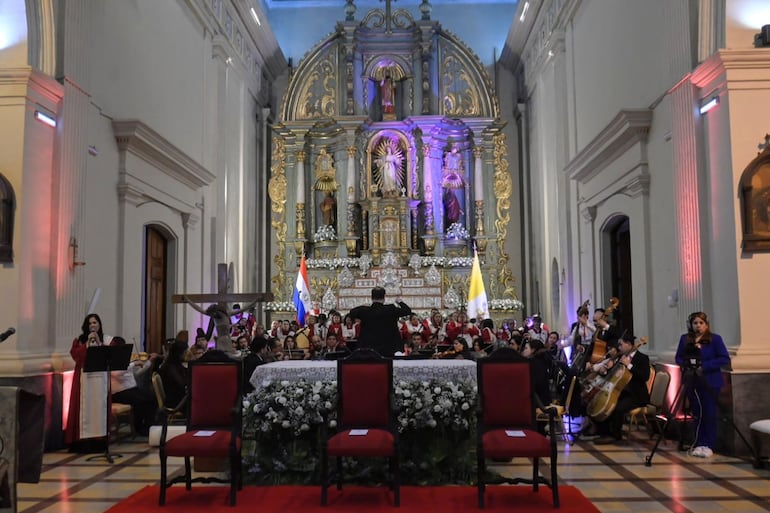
0,327,16,342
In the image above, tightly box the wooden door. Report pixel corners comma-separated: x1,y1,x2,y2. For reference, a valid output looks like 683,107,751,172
144,226,167,354
610,217,633,337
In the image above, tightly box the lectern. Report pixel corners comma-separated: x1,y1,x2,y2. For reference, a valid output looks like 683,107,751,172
84,344,133,463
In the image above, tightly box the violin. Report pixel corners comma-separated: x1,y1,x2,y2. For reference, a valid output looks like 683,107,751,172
432,348,458,359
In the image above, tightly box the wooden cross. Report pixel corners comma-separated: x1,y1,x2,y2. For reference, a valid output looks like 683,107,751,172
172,263,273,350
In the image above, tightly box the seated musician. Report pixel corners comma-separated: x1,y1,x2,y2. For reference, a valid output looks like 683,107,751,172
432,336,473,360
591,333,650,444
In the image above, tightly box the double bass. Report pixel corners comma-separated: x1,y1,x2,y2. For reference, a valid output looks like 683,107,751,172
584,336,648,421
588,297,619,365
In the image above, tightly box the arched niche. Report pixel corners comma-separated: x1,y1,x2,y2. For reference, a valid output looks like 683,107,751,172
0,173,16,263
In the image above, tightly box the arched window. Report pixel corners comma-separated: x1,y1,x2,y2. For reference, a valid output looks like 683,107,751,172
0,173,16,263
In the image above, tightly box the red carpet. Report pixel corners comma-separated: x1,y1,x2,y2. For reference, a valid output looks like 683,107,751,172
107,485,599,512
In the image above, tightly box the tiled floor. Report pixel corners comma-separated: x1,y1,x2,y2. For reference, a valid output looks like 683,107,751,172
16,428,770,513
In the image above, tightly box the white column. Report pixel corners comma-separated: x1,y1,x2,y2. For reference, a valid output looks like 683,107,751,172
474,150,483,201
346,146,356,202
296,153,305,204
671,81,703,327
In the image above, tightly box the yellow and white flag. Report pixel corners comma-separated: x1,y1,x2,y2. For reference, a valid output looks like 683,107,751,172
466,248,489,320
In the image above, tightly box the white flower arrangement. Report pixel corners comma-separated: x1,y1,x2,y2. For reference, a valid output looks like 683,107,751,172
488,298,525,311
306,257,360,270
445,222,470,240
445,257,473,267
393,379,477,432
243,379,338,437
264,301,297,312
407,256,473,268
313,225,338,242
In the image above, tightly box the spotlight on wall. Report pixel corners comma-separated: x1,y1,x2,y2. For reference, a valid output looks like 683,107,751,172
754,25,770,47
34,111,56,127
699,96,719,115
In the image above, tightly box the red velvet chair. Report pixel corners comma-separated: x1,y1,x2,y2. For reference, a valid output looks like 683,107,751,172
320,349,399,506
476,348,559,508
159,361,242,506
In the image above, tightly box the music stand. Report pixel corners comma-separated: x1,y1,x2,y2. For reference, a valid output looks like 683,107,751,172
84,344,133,463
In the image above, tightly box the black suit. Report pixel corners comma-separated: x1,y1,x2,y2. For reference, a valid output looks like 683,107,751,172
349,301,412,357
596,350,650,439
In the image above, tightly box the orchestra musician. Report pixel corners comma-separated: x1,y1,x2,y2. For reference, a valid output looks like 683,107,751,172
432,336,473,360
591,333,650,444
569,305,595,363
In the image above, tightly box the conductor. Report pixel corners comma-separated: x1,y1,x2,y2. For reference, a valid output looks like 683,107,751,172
350,287,411,357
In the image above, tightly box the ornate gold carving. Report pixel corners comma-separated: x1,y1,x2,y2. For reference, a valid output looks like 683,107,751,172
437,36,498,118
269,136,288,295
314,148,338,191
296,55,337,120
310,276,337,296
493,133,516,298
296,203,306,239
441,54,480,116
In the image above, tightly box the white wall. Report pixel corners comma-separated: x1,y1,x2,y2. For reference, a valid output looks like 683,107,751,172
571,1,673,151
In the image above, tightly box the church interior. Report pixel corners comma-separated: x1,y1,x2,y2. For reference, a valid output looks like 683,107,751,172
2,0,770,511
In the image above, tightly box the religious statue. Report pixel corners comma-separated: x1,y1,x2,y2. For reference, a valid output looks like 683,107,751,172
181,296,258,353
444,146,463,173
441,146,465,189
380,75,395,114
443,188,463,225
374,140,404,196
320,191,337,227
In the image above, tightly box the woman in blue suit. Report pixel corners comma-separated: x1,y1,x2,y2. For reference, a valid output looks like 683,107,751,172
675,312,731,458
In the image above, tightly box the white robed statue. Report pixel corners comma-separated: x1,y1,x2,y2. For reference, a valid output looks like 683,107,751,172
374,139,404,196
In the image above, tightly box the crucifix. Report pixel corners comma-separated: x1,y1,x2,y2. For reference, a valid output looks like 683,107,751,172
171,263,273,352
379,0,396,33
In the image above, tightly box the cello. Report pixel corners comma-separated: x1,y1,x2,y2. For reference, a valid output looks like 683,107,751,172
584,336,647,421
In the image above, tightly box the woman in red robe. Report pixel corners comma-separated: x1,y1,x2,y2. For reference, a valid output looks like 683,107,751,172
65,314,111,450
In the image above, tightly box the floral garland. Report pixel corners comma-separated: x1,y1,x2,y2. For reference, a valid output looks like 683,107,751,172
488,298,525,311
263,301,297,312
305,257,359,270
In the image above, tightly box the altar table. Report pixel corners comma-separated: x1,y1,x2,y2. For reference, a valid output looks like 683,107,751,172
250,358,477,390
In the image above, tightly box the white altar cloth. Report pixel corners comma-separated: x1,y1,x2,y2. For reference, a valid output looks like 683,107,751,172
250,359,477,390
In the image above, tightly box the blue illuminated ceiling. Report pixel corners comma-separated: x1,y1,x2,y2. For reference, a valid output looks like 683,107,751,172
260,0,518,68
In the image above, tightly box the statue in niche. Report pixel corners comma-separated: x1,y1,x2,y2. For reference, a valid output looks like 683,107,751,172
320,191,337,227
380,74,396,114
374,139,404,196
443,188,463,225
441,146,465,189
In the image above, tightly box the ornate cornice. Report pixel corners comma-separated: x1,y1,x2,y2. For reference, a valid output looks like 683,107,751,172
112,120,215,189
0,67,64,106
691,48,770,90
565,109,652,183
